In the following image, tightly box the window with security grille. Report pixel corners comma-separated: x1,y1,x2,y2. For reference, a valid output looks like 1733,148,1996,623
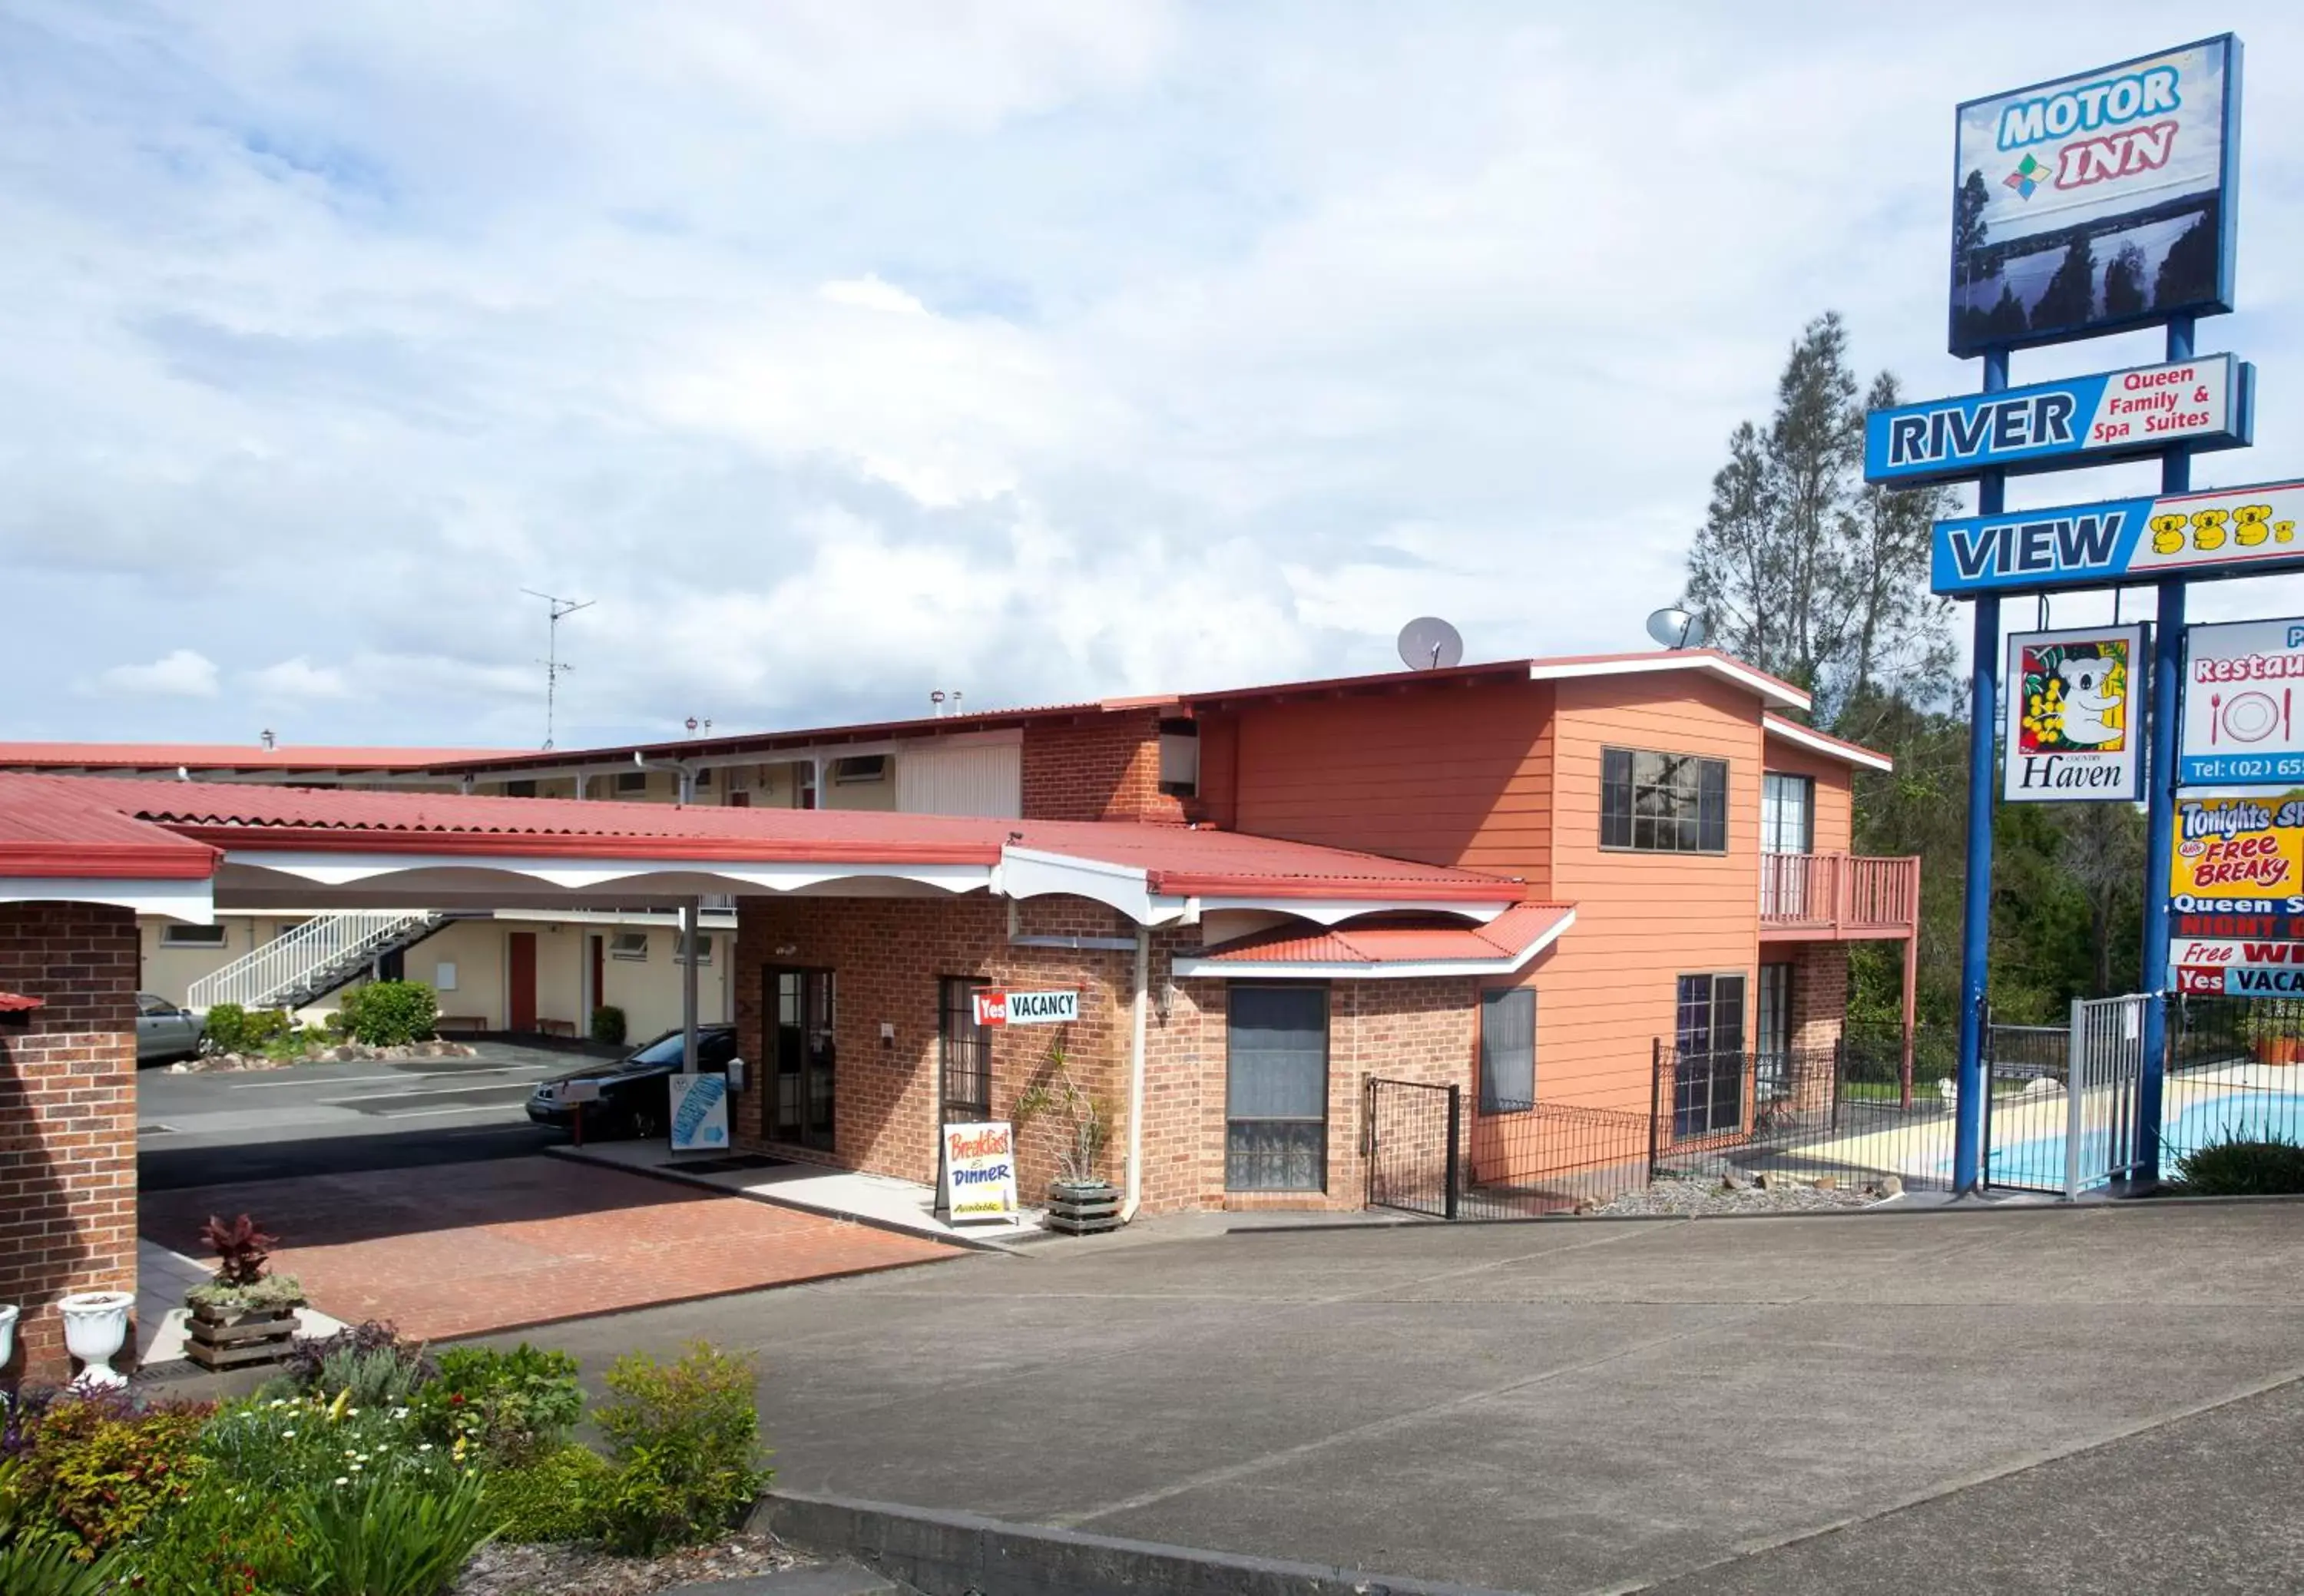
1601,747,1729,853
938,976,992,1122
1226,985,1329,1191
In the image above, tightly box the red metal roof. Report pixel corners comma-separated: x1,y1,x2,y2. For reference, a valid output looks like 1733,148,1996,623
1188,902,1575,969
0,992,44,1012
1760,714,1894,772
0,780,220,880
1180,648,1811,714
0,743,522,772
0,776,1520,902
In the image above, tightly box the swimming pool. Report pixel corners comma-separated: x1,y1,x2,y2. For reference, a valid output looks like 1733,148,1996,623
1981,1088,2304,1190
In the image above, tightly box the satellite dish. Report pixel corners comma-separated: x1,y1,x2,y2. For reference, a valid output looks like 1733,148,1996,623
1398,617,1465,671
1645,607,1711,650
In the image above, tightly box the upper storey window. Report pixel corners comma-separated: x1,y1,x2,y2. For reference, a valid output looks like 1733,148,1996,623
1601,747,1728,853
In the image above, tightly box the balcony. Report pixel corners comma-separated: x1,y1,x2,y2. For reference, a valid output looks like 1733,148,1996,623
1759,852,1919,939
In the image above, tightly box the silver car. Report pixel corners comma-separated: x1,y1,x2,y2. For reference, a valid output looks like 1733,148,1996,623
135,992,204,1065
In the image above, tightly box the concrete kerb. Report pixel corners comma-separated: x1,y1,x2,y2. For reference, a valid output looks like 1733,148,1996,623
755,1489,1531,1596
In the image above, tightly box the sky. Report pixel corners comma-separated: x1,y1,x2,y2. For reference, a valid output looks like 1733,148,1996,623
4,2,2302,753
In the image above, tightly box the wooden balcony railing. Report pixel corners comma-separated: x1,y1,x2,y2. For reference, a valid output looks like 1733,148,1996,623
1759,852,1920,937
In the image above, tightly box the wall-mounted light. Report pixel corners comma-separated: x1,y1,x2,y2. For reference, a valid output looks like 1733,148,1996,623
1156,980,1182,1022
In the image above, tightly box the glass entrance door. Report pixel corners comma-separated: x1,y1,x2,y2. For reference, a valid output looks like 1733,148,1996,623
766,968,836,1151
1756,962,1793,1104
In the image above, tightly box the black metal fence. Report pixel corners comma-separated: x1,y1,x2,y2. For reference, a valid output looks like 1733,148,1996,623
2163,996,2304,1171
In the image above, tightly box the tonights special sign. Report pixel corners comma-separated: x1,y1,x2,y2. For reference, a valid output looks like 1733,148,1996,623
2169,793,2304,945
2180,619,2304,785
940,1120,1019,1223
1932,478,2304,597
1864,354,2249,486
2171,937,2304,998
973,989,1079,1027
1951,36,2240,356
2003,625,2144,803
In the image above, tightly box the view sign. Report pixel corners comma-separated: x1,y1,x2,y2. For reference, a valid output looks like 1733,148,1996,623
1865,354,2249,485
1932,478,2304,596
2004,626,2144,802
1951,36,2241,355
2180,620,2304,785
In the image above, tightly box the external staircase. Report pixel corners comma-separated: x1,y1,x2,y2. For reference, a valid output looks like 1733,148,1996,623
186,909,452,1012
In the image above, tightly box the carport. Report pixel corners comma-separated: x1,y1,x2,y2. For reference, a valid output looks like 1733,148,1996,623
0,774,1530,1380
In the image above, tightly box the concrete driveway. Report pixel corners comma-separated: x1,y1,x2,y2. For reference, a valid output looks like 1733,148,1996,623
513,1204,2304,1594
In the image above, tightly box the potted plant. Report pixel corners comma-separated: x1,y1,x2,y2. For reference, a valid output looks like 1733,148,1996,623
2246,1008,2304,1067
184,1214,306,1371
1014,1050,1121,1235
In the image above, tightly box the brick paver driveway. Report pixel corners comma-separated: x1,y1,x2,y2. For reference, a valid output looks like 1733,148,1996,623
142,1157,958,1341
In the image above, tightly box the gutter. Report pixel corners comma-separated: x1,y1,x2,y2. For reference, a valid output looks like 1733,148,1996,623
1126,925,1149,1223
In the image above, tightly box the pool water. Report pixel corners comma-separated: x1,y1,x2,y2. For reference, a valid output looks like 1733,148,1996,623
1981,1090,2304,1190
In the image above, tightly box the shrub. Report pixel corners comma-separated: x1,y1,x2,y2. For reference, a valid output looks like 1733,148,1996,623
282,1322,435,1406
199,1393,452,1497
204,1004,291,1058
339,981,439,1047
483,1442,617,1543
591,1005,628,1048
593,1343,769,1554
203,1214,277,1286
2175,1137,2304,1196
291,1470,495,1596
109,1473,302,1596
0,1538,117,1596
415,1344,583,1467
3,1391,214,1558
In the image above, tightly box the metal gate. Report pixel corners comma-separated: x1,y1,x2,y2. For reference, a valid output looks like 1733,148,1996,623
1979,996,2150,1195
1366,1077,1459,1219
2064,994,2149,1196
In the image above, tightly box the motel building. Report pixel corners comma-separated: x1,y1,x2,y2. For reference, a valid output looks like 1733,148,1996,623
0,649,1914,1381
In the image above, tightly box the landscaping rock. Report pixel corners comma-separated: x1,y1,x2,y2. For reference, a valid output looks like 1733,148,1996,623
1595,1174,1881,1217
455,1532,803,1596
1876,1174,1905,1197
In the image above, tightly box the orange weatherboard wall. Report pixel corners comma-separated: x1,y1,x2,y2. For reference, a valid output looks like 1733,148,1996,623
1212,678,1555,889
1541,674,1765,1114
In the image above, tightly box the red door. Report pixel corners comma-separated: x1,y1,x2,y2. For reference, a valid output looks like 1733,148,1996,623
588,935,604,1027
508,932,538,1032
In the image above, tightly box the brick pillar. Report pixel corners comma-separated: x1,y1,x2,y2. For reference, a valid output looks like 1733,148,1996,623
0,902,140,1386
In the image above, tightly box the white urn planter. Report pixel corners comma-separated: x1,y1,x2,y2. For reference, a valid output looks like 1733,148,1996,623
0,1303,18,1371
58,1291,134,1389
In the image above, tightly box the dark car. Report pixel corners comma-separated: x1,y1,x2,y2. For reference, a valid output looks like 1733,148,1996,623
526,1025,740,1139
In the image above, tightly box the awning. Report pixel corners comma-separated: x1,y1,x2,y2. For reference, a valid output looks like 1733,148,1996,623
1172,901,1576,979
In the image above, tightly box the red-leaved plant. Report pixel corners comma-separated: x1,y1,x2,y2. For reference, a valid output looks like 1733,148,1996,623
200,1213,278,1286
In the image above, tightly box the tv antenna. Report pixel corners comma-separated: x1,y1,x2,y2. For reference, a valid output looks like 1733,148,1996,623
1644,606,1711,650
524,588,595,750
1396,617,1465,671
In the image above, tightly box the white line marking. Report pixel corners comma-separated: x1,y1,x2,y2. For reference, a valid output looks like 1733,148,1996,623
376,1104,531,1120
228,1066,528,1090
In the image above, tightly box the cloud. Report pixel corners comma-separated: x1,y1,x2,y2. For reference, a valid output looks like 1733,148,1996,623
92,649,220,699
243,657,352,700
3,1,2302,747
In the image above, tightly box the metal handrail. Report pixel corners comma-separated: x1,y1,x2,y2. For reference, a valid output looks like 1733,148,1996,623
187,909,439,1010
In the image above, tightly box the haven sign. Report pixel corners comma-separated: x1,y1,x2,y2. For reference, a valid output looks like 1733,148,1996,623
2004,626,2143,802
1951,35,2239,355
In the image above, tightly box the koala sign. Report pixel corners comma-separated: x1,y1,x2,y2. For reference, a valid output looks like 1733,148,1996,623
2004,624,2147,803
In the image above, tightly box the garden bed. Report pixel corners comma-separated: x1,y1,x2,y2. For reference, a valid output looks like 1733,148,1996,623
172,1039,480,1073
0,1323,773,1594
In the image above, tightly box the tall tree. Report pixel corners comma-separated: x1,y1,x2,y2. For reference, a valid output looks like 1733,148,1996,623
1684,315,1949,723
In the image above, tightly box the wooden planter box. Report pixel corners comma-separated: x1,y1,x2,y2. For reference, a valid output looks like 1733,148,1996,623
185,1300,303,1371
1045,1181,1123,1236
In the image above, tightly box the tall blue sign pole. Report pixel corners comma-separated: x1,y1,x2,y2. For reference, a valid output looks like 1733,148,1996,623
1951,349,2008,1195
2136,314,2197,1184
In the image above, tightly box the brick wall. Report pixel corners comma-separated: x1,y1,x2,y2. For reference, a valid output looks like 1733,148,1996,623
1791,942,1850,1052
1019,713,1185,824
0,902,139,1384
731,895,1140,1200
730,896,1479,1216
1140,964,1478,1214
